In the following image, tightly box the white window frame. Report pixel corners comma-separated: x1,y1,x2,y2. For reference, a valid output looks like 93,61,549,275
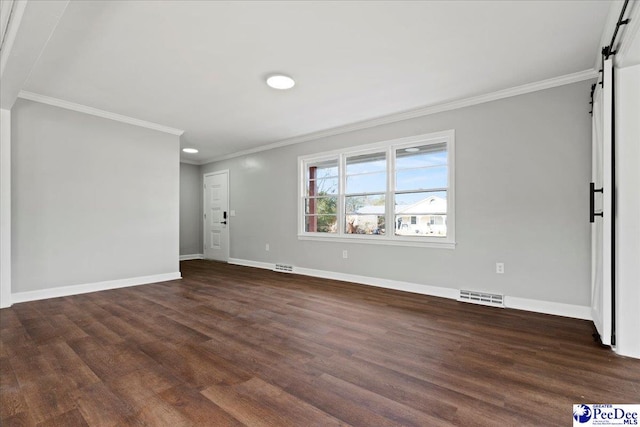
298,130,455,249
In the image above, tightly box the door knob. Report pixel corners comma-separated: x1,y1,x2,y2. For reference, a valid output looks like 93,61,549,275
220,221,227,225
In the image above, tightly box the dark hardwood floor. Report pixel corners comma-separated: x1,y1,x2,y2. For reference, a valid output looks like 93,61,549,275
1,260,638,426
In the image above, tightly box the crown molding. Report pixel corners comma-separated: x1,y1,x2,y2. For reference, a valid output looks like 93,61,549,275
18,91,185,136
199,68,597,165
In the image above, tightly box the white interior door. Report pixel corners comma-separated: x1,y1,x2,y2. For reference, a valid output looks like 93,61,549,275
591,59,613,346
203,171,229,262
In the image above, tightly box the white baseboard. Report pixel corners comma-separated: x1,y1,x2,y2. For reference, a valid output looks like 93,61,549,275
505,296,592,320
11,272,182,304
229,258,272,270
228,258,591,321
230,257,459,302
180,253,204,261
294,265,459,300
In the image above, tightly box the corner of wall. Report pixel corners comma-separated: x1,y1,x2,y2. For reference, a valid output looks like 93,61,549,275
0,108,12,309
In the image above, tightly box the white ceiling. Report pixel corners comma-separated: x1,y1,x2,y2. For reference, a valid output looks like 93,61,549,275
22,0,612,163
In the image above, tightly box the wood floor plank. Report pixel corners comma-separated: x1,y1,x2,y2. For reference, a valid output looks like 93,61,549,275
159,384,244,426
310,352,460,424
316,372,449,426
20,318,60,345
36,408,89,427
71,381,135,427
9,376,76,424
105,363,182,407
351,340,507,407
1,259,638,426
0,380,30,420
268,366,402,427
38,340,101,389
95,315,156,345
1,411,37,427
124,394,193,427
46,314,89,342
67,337,153,382
73,318,126,346
201,377,344,427
0,309,22,330
140,340,253,388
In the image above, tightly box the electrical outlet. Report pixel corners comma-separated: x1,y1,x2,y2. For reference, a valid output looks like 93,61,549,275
265,243,270,251
496,262,504,274
342,250,348,259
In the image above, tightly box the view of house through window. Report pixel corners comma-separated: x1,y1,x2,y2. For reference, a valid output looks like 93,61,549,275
300,131,454,246
394,143,448,237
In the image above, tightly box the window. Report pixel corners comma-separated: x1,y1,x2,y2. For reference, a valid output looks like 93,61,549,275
304,159,338,233
345,152,386,236
394,142,448,238
299,130,455,248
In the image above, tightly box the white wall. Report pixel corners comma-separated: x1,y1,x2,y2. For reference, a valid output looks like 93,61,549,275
202,81,592,312
180,163,202,256
615,64,640,358
11,99,180,296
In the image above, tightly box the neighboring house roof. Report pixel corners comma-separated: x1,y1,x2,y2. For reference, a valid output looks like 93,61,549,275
400,196,447,214
356,196,446,215
357,205,385,215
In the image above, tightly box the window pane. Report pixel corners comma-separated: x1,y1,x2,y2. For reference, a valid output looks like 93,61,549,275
307,159,338,179
394,191,447,237
396,166,447,191
395,191,446,212
395,143,447,169
346,172,386,194
345,194,385,215
395,214,447,236
346,152,386,174
307,177,338,196
306,215,337,233
346,215,385,235
307,159,339,199
305,197,337,215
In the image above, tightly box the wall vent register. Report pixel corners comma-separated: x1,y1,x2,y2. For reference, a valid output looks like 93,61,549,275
458,290,504,308
274,264,294,273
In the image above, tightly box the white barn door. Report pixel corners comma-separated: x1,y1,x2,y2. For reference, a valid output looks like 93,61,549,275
590,58,614,346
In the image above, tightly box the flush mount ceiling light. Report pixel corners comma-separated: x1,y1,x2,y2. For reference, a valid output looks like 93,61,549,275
266,74,295,90
405,147,420,153
182,148,198,154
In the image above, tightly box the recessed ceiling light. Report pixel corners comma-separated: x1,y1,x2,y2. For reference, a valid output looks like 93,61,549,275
405,147,420,153
266,74,295,90
182,148,198,154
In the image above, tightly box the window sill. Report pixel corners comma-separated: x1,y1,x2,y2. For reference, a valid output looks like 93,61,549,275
297,233,456,249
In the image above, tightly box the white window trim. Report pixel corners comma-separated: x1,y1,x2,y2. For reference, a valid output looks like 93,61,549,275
298,130,455,249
